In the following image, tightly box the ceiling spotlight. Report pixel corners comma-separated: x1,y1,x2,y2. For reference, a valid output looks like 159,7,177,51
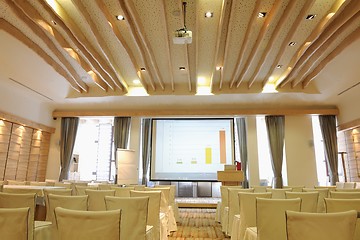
258,12,267,18
51,20,57,25
132,79,141,85
179,66,186,70
306,14,316,20
205,12,213,18
216,66,222,71
140,67,146,71
116,15,125,21
289,41,296,46
276,64,283,69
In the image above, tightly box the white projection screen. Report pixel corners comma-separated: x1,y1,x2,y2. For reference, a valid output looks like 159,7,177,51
150,118,235,181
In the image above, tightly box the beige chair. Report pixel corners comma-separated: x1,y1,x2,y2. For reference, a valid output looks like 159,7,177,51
97,183,114,190
126,184,146,191
43,188,72,221
251,185,269,193
131,190,165,240
54,207,121,240
155,185,179,222
284,185,304,192
220,186,243,233
54,182,73,189
266,188,292,199
74,185,98,195
303,188,329,212
325,198,360,240
227,188,254,236
335,188,360,192
336,182,345,189
286,210,357,240
344,182,356,189
330,191,360,199
0,207,30,240
315,185,336,191
85,189,115,211
111,186,135,197
29,181,49,186
0,192,36,240
233,192,272,240
47,194,88,224
6,180,27,185
244,198,301,240
105,196,152,240
285,191,319,212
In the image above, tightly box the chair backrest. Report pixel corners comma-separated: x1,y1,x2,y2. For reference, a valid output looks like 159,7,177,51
3,187,43,197
0,207,30,240
335,188,360,192
126,184,145,191
74,185,98,195
97,183,114,190
130,190,161,240
47,194,88,224
266,188,292,199
154,185,176,205
285,191,319,212
325,198,360,240
251,185,269,193
0,192,36,240
303,188,329,212
228,188,254,234
105,196,149,240
111,186,135,197
85,189,115,211
146,187,170,213
283,186,304,192
6,180,27,185
336,182,345,189
29,181,48,186
54,182,73,189
286,210,357,240
344,182,356,189
256,198,301,240
43,188,72,221
238,192,272,240
330,191,360,199
54,207,121,240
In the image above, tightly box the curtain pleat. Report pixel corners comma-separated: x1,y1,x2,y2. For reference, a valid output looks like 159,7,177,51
59,117,79,181
113,117,132,182
265,115,285,188
141,119,152,185
236,118,249,188
319,115,339,185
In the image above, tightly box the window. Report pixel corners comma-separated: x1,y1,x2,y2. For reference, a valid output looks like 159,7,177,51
256,116,288,186
72,117,115,182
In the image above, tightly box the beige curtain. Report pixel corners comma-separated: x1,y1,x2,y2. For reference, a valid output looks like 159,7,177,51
265,115,285,188
141,118,152,185
319,115,339,185
59,117,79,181
113,117,131,182
236,118,249,188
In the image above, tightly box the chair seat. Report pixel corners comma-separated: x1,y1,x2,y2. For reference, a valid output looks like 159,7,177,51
34,221,53,240
244,227,257,240
230,214,240,240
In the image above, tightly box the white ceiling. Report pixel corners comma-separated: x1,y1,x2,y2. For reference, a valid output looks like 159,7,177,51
0,0,359,113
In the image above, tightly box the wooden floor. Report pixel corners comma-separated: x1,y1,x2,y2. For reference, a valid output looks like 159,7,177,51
169,208,230,240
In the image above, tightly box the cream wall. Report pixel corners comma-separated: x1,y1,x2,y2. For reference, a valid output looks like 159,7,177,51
46,119,61,180
284,115,318,187
247,116,260,186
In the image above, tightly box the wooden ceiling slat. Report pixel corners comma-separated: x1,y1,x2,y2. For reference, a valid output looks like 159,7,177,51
0,19,82,92
123,0,165,90
235,0,284,88
279,0,358,88
71,0,126,91
229,0,261,89
248,0,298,88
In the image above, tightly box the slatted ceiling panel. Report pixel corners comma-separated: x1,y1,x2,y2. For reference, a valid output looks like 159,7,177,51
27,131,41,181
37,131,51,181
0,121,11,179
4,124,23,180
15,126,33,181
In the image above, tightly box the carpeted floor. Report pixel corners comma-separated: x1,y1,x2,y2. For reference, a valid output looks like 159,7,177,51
169,208,229,240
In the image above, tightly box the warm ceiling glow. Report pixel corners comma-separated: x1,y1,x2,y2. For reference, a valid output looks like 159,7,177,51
45,0,61,14
127,87,149,96
132,79,141,85
64,48,80,62
0,120,4,126
108,21,113,28
196,86,213,95
205,12,213,18
197,77,206,85
262,83,278,93
37,20,54,36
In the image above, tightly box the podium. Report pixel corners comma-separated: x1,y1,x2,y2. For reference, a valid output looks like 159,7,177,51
217,170,244,186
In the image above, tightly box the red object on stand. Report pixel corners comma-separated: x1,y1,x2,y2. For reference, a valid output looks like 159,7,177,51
235,161,241,171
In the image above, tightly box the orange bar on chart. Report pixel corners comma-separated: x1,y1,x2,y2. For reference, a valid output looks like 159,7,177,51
219,130,226,164
205,147,212,164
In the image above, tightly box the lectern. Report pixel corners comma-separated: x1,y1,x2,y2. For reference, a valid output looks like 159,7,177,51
217,170,244,186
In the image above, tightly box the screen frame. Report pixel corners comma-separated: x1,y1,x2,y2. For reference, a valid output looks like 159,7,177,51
149,117,235,182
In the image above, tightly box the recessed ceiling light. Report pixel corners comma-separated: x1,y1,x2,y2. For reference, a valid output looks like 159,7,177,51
140,67,146,71
179,66,186,70
116,15,125,21
258,12,267,18
51,20,57,25
205,12,213,18
276,65,283,69
216,66,222,71
289,41,296,46
133,79,141,85
306,14,316,20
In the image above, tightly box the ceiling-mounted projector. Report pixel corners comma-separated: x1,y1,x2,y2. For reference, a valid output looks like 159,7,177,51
173,1,192,44
173,28,192,44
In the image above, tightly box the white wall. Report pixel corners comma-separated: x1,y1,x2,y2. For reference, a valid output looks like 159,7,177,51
284,115,318,187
